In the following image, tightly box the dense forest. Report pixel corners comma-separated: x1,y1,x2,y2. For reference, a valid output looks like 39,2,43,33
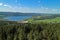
0,21,60,40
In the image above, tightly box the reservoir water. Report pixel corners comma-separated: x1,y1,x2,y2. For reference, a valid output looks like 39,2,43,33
5,16,32,21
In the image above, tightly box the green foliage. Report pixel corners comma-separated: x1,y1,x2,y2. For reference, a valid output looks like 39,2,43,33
0,21,60,40
27,16,60,23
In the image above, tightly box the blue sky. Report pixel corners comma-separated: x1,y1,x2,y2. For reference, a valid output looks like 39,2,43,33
0,0,60,13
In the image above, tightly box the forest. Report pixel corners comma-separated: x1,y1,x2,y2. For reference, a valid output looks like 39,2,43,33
0,21,60,40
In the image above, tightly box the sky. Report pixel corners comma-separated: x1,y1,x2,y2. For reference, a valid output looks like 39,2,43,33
0,0,60,13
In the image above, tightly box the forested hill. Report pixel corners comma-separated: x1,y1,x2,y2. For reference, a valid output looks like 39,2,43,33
0,12,60,16
0,12,41,16
0,21,60,40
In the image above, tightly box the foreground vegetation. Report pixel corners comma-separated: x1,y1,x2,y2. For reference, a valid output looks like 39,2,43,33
0,21,60,40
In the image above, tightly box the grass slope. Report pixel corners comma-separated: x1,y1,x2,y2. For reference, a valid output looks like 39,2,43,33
27,16,60,23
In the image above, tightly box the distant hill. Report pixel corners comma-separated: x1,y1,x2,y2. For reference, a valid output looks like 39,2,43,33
0,12,42,16
0,12,60,16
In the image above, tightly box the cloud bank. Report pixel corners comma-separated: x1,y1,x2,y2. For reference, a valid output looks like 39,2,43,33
0,3,60,13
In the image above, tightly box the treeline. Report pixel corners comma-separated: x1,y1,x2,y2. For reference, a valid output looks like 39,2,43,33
30,15,60,20
0,21,60,40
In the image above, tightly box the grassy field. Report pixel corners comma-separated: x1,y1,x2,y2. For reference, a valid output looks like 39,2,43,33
27,16,60,23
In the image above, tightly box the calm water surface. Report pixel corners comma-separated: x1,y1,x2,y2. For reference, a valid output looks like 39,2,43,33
5,16,32,21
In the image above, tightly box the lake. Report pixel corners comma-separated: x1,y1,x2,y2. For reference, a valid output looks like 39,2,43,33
5,16,32,21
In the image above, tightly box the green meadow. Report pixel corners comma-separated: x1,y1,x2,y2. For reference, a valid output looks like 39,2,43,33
27,16,60,23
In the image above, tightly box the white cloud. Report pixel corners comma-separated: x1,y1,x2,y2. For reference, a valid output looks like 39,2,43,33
52,9,58,11
1,6,60,13
3,4,12,8
0,2,60,13
4,4,8,6
11,6,60,13
0,3,12,8
0,3,3,6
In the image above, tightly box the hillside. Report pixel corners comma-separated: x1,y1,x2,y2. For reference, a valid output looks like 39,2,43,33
0,21,60,40
0,12,42,16
26,15,60,23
